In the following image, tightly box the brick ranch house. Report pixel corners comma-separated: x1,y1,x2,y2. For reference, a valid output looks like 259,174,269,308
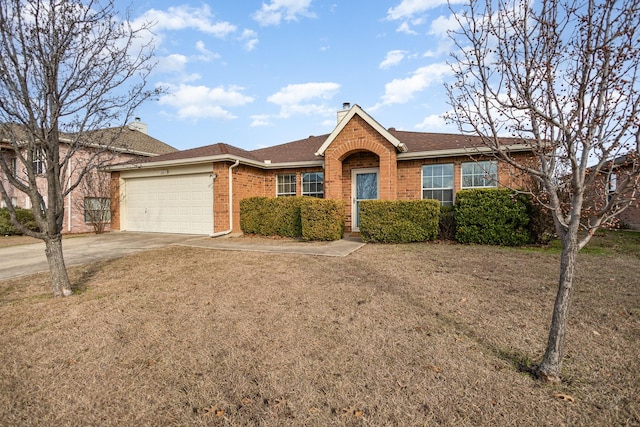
0,120,176,233
587,152,640,230
108,104,536,236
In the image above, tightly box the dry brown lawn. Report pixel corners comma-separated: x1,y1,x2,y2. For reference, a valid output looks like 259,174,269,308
0,239,638,426
0,235,39,248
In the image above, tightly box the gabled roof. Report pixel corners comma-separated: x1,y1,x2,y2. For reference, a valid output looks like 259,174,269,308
132,142,260,164
0,123,177,157
314,104,407,156
84,127,177,156
108,105,534,171
251,135,326,163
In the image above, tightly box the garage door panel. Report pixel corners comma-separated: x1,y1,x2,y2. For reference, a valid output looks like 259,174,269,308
124,174,213,234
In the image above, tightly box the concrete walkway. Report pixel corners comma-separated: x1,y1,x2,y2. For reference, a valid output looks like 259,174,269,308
0,233,365,281
178,235,365,257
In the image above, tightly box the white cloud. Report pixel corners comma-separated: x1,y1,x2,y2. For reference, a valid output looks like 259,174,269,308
156,54,189,74
135,5,236,38
415,114,454,132
268,82,340,106
429,14,459,38
253,0,316,26
194,41,220,62
396,21,418,35
387,0,455,21
372,63,452,109
387,0,465,34
239,29,259,51
266,82,340,119
250,114,272,127
158,83,254,120
380,50,408,69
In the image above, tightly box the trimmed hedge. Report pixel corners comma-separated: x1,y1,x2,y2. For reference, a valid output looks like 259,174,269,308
240,196,345,241
454,188,533,246
300,198,345,241
0,207,39,235
239,196,303,238
359,199,440,243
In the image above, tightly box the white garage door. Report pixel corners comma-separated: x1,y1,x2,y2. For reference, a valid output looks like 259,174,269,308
124,173,213,234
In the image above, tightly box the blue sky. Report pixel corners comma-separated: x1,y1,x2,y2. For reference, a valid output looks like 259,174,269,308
122,0,464,151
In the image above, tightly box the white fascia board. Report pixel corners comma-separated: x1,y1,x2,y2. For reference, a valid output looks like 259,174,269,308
397,145,533,160
314,104,405,156
104,154,324,172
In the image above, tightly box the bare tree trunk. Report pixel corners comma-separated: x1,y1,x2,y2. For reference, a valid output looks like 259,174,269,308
538,232,578,383
44,235,73,297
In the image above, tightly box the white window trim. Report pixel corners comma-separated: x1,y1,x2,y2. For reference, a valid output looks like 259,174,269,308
461,160,498,189
302,172,324,198
276,173,297,197
422,163,454,206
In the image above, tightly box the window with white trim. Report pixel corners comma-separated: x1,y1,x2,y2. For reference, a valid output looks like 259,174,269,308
461,160,498,188
422,164,454,206
302,172,324,198
276,174,296,197
10,157,18,176
32,148,44,175
607,172,617,202
84,197,111,223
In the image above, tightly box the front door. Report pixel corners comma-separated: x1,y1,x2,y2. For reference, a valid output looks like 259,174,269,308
352,168,379,232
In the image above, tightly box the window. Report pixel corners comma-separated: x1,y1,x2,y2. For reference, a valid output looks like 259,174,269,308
84,197,111,223
276,174,296,197
461,160,498,188
422,164,454,206
10,157,18,176
32,148,44,175
607,172,617,202
302,172,324,198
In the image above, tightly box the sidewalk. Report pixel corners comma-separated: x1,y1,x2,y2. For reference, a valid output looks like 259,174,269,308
178,235,365,257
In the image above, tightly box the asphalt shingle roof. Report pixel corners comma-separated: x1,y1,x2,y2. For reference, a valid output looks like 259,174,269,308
1,124,177,157
111,120,530,167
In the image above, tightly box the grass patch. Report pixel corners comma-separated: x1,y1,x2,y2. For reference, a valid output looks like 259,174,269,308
515,228,640,257
0,239,638,425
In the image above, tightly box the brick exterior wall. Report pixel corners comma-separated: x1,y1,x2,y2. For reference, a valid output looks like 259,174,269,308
105,114,538,235
109,172,121,230
585,165,640,230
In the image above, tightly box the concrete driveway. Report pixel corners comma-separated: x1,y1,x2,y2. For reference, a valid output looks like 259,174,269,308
0,232,203,281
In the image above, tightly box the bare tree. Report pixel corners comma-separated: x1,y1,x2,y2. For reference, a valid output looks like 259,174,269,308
0,0,159,297
73,167,113,234
446,0,640,382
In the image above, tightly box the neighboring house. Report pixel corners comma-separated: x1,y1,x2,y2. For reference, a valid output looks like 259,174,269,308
108,104,535,235
0,120,177,233
586,152,640,230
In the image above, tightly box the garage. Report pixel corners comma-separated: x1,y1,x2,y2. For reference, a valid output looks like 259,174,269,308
122,170,214,235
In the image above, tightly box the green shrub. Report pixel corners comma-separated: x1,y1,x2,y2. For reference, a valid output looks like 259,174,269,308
359,199,439,243
240,196,303,237
300,198,345,241
240,196,345,241
454,189,533,246
272,197,304,238
239,197,270,235
0,207,38,235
